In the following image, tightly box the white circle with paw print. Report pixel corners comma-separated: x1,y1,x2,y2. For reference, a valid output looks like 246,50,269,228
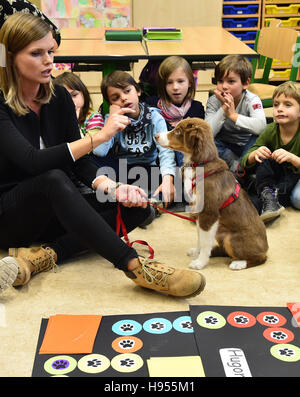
111,353,144,373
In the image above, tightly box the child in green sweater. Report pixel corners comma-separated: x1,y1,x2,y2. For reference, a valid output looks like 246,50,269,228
240,81,300,223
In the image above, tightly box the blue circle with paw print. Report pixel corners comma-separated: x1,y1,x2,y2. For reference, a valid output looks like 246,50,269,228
173,316,194,333
143,318,172,334
112,319,142,336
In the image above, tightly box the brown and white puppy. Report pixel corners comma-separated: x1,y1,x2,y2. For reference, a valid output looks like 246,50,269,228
156,118,268,270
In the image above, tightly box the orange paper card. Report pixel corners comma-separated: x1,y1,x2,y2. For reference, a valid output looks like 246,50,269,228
39,314,102,354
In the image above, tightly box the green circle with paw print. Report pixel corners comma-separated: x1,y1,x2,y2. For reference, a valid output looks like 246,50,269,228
197,311,226,329
270,344,300,362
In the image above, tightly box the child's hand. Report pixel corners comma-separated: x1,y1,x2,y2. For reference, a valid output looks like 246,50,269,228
221,92,238,122
214,88,226,104
116,184,148,208
153,175,175,207
251,146,272,163
109,104,122,114
272,148,294,164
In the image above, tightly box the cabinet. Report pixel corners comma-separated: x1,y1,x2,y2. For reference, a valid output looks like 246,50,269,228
222,1,261,49
222,0,300,81
262,0,300,30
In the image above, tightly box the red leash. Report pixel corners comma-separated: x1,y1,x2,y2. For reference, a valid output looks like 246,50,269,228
116,182,241,259
116,202,155,259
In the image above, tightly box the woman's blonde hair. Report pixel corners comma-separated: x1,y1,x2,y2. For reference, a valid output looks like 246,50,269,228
273,81,300,105
0,13,54,116
157,56,195,105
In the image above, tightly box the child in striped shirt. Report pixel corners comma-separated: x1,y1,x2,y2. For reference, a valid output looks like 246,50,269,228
53,72,105,193
53,72,104,138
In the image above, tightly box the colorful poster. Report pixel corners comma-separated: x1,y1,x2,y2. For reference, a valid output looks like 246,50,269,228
104,7,130,28
41,0,130,28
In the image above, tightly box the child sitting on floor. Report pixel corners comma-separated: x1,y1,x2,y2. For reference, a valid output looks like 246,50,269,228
53,72,104,138
205,55,266,172
240,81,300,223
145,55,205,166
53,72,105,194
93,70,177,211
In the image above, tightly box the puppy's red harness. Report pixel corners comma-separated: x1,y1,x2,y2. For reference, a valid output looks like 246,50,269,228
116,162,241,259
187,162,241,211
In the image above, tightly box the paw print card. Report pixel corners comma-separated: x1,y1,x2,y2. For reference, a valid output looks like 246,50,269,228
189,305,300,377
32,311,200,377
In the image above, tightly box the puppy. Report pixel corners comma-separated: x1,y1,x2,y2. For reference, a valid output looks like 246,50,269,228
156,118,268,270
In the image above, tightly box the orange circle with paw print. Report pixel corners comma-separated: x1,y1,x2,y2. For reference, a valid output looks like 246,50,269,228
112,336,143,353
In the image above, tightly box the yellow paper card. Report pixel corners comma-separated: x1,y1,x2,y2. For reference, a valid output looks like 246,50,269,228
147,356,205,377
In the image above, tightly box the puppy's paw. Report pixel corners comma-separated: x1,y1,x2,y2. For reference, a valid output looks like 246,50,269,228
229,260,247,270
189,258,208,270
186,248,199,258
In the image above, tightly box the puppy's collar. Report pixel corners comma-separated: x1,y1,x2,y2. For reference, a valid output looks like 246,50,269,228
184,160,210,168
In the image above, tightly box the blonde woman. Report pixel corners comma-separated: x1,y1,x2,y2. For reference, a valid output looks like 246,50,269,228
0,13,205,298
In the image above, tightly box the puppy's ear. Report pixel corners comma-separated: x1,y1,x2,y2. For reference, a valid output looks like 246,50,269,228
185,120,218,162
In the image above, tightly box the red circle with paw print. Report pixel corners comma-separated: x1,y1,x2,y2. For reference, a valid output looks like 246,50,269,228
227,311,256,328
257,312,287,327
263,327,294,344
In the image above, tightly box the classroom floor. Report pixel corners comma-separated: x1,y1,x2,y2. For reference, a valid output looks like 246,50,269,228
1,89,299,377
1,204,299,376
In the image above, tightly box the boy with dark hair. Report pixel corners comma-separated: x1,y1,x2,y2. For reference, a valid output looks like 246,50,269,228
96,70,177,209
205,55,266,171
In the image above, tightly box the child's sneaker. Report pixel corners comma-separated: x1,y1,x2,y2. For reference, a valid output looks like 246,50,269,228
0,257,19,292
260,187,285,223
124,257,206,298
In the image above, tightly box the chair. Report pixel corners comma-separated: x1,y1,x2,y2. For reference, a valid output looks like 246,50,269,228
248,25,300,107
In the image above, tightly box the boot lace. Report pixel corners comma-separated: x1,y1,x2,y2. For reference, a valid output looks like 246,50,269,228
28,246,58,274
138,258,173,287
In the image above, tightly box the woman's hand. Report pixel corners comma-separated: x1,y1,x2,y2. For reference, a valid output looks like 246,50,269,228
99,107,135,142
115,184,148,208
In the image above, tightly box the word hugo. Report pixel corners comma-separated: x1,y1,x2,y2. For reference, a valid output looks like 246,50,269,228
219,348,252,377
95,159,205,213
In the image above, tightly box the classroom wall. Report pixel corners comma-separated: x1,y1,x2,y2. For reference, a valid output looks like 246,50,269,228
132,0,222,27
132,0,222,94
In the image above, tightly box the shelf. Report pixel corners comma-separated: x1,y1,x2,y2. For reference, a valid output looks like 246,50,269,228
264,0,300,3
224,27,259,30
223,1,260,3
222,13,260,17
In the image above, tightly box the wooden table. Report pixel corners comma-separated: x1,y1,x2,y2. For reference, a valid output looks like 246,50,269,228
144,26,257,61
54,26,257,65
60,27,105,40
55,38,147,64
